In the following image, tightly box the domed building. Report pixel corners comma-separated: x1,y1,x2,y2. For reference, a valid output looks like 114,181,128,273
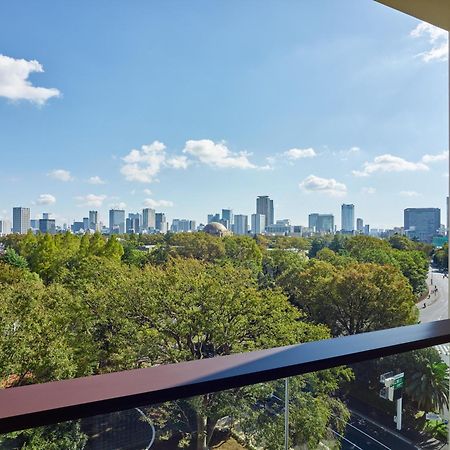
203,222,232,237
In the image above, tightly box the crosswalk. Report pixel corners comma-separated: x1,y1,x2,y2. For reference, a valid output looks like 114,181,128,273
435,344,450,356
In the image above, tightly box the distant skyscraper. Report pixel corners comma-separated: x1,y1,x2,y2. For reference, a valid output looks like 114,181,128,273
341,204,355,232
207,213,221,223
126,213,141,234
364,224,370,235
89,210,98,231
109,209,125,234
309,213,334,233
308,213,319,230
171,219,196,233
155,212,167,233
251,213,266,234
316,214,334,233
404,208,440,243
142,208,156,230
0,219,11,236
42,212,49,220
83,217,89,231
221,209,233,229
356,218,364,233
72,221,84,233
39,218,56,234
12,207,30,234
233,214,248,235
256,196,274,226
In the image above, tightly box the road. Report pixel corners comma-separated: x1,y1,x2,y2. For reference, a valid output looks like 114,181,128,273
340,411,418,450
419,266,448,323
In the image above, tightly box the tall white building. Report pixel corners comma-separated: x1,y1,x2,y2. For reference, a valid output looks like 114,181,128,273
251,213,265,234
142,208,156,231
0,219,11,236
341,204,355,232
233,215,248,235
12,207,30,234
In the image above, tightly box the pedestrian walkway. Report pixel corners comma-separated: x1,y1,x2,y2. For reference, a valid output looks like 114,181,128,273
435,344,450,356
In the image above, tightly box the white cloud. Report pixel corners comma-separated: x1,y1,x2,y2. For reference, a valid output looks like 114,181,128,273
75,194,107,207
361,187,376,195
183,139,259,169
352,154,429,177
284,147,317,160
36,194,56,205
121,141,167,183
421,151,448,163
143,188,152,195
299,174,347,197
166,155,190,169
143,198,174,208
410,22,448,62
48,169,73,182
0,54,60,104
87,176,106,185
400,190,421,197
110,202,126,209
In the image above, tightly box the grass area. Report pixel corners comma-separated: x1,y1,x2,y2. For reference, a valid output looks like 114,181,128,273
212,437,247,449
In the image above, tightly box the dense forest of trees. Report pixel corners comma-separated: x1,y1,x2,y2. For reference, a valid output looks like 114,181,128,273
0,231,446,449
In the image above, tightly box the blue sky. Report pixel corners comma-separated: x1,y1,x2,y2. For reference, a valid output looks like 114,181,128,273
0,0,448,229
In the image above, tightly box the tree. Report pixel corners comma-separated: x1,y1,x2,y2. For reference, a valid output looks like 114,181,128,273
1,247,28,269
279,260,417,336
407,360,449,413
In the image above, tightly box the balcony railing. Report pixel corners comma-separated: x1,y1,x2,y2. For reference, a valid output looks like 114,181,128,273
0,319,449,437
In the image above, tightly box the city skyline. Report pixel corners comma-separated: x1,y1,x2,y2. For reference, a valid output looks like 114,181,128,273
0,1,448,228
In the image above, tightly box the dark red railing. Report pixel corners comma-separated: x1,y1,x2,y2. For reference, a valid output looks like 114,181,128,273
1,319,449,434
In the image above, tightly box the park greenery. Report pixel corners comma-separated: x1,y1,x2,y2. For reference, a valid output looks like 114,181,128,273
0,230,446,448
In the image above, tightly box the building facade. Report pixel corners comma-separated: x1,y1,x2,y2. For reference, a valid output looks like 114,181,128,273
404,208,440,243
155,213,168,233
256,196,274,226
12,207,30,234
109,209,125,234
233,215,248,235
89,210,98,231
251,213,266,234
39,218,56,234
142,208,156,231
356,218,364,233
341,204,355,232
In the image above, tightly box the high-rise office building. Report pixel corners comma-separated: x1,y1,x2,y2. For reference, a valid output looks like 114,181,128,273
126,213,141,234
341,204,355,232
142,208,156,231
233,215,248,235
30,219,39,230
308,213,319,230
155,212,167,233
221,209,233,230
83,217,89,231
356,218,364,233
109,209,125,234
404,208,440,243
207,213,221,224
12,207,30,234
316,214,334,233
89,210,98,231
256,196,274,226
42,212,49,220
251,213,266,234
171,219,196,233
0,220,11,236
364,224,370,235
39,218,56,234
309,213,334,233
